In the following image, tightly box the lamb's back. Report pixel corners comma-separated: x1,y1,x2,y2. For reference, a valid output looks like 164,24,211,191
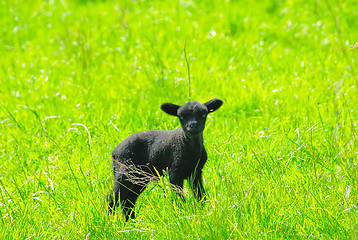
112,129,181,166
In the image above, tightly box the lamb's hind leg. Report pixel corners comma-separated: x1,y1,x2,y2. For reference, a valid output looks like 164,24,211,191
120,168,152,221
108,158,124,214
121,187,139,221
108,161,129,214
107,179,120,214
110,163,153,221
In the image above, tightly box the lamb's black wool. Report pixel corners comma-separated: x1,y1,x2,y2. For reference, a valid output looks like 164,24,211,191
107,98,223,221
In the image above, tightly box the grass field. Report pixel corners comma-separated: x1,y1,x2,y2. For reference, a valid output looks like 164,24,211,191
1,0,358,238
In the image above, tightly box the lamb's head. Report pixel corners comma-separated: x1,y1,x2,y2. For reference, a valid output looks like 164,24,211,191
161,98,223,137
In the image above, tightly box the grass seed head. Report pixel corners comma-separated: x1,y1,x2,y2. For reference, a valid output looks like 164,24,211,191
350,42,358,51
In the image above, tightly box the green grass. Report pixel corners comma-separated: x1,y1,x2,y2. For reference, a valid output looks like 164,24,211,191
1,0,358,238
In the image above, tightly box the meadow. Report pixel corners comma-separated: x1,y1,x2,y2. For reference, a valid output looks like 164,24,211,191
1,0,358,238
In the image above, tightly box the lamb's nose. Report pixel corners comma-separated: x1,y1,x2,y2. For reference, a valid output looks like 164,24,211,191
189,122,198,129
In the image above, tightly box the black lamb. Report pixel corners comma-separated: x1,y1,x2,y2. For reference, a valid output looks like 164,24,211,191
107,98,223,221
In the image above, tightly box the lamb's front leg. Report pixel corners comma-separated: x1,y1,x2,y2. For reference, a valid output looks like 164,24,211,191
190,149,207,202
168,169,185,201
189,170,207,202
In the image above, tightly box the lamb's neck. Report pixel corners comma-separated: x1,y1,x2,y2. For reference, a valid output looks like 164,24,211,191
179,129,204,150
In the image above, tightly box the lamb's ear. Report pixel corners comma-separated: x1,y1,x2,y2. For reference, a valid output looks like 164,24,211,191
160,103,180,116
204,98,223,113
